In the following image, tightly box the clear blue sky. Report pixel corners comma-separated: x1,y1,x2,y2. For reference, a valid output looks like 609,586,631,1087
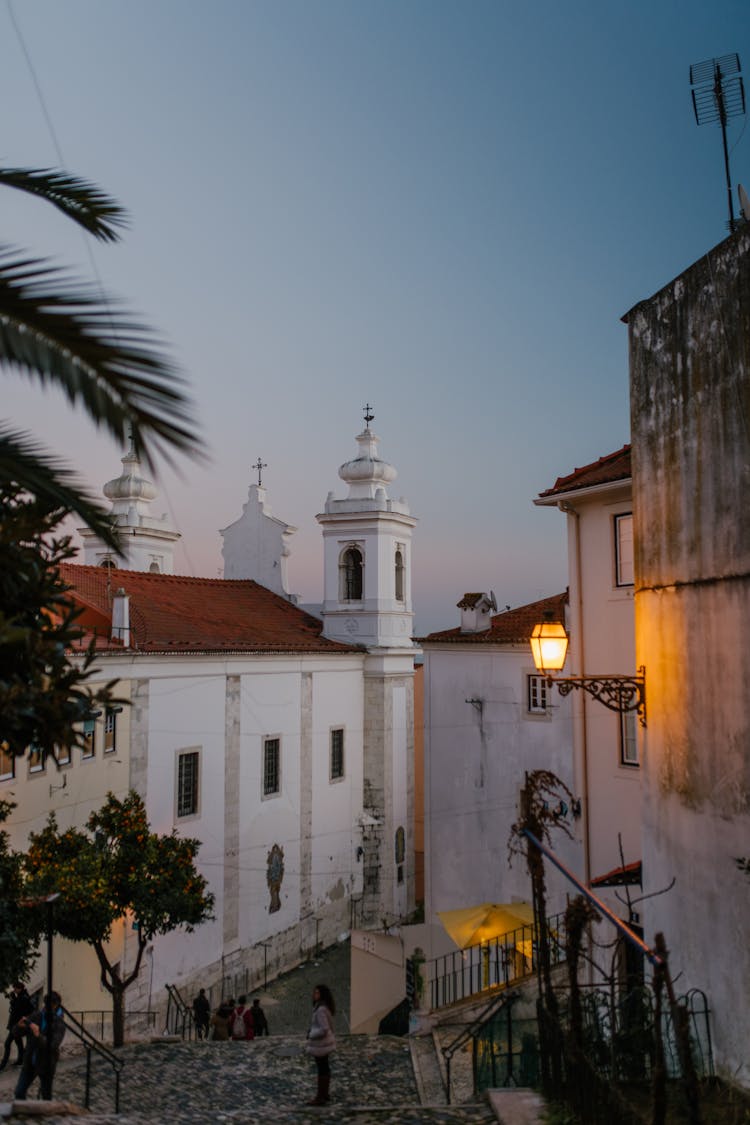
3,0,748,633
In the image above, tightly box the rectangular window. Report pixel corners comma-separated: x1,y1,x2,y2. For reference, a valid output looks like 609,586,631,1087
263,737,280,797
177,749,200,817
330,728,344,781
620,710,639,767
104,708,118,753
28,744,45,774
0,743,14,781
527,675,548,714
56,744,71,767
81,715,97,759
615,513,634,587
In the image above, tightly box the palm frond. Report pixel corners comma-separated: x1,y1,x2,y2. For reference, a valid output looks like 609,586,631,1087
0,167,127,243
0,425,122,549
0,246,206,473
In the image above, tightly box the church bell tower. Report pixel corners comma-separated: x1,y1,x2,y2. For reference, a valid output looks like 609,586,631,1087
317,408,416,648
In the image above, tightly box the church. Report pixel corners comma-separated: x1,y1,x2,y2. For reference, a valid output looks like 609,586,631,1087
2,414,418,1017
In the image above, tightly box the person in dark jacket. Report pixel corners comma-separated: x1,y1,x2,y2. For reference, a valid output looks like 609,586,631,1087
251,998,269,1036
192,988,210,1040
13,991,66,1101
0,983,34,1070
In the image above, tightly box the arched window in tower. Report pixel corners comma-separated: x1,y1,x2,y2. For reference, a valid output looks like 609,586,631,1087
340,546,363,601
395,547,405,602
149,561,161,574
99,557,115,569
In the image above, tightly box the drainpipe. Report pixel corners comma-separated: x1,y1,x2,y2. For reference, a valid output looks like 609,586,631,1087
558,502,591,887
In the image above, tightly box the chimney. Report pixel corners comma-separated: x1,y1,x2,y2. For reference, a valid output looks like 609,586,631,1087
457,592,495,634
111,588,130,647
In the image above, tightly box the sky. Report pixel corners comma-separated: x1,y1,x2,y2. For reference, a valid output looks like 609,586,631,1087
2,0,749,635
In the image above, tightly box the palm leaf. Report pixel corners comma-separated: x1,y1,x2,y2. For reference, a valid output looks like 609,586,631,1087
0,167,127,243
0,246,205,473
0,425,122,549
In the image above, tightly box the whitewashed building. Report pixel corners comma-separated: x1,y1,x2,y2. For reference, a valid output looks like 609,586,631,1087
2,417,418,1019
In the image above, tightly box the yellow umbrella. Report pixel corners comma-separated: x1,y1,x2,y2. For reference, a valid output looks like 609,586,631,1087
437,901,535,949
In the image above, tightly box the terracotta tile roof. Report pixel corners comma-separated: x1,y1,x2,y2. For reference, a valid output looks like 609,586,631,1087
421,591,568,645
590,860,642,888
538,445,631,498
456,593,487,609
57,563,359,655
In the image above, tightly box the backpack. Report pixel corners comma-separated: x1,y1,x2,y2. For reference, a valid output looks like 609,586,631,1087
231,1007,246,1038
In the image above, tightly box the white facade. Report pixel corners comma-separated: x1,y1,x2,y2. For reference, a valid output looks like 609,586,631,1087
422,598,578,944
220,481,297,597
535,461,642,895
4,417,417,1024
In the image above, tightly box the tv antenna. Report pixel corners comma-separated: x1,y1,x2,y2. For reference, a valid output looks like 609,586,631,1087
690,53,746,232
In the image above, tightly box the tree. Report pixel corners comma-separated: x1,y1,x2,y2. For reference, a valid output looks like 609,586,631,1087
0,485,120,759
0,165,204,540
24,791,214,1047
0,799,42,991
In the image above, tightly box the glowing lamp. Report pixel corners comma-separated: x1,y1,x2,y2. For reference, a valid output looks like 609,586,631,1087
530,615,569,674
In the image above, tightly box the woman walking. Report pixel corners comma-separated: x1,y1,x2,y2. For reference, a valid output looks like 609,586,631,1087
305,984,335,1105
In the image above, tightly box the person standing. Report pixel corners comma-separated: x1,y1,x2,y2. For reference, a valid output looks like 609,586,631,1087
13,991,66,1101
229,995,255,1041
0,983,33,1070
250,998,269,1036
192,988,210,1040
209,999,233,1042
305,984,335,1106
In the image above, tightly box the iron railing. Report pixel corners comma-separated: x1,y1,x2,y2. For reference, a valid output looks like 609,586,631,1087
426,911,567,1010
164,983,194,1039
62,1006,124,1113
64,1009,156,1043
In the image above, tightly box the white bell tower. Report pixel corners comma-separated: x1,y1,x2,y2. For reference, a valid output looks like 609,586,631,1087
77,437,181,573
317,410,416,648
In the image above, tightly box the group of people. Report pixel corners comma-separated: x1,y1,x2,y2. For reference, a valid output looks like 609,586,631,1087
192,991,269,1041
1,983,66,1102
192,983,336,1106
1,979,335,1107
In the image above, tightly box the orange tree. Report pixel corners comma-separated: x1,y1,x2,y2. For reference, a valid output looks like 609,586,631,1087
24,791,214,1046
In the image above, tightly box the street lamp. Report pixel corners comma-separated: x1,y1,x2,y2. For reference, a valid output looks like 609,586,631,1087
530,613,646,727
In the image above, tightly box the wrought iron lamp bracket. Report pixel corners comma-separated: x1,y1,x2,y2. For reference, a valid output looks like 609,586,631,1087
546,666,646,727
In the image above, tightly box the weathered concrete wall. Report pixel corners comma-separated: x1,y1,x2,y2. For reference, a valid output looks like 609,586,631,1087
629,228,750,1086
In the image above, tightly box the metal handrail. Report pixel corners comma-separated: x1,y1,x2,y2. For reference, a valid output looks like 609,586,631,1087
61,1006,123,1113
426,911,567,1010
164,983,194,1040
442,989,520,1104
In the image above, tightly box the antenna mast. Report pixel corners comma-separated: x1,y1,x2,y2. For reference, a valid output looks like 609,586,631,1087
690,53,746,232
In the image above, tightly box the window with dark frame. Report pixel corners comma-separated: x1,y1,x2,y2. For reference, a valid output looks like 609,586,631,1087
527,674,548,714
28,744,45,774
81,715,97,759
341,547,363,601
177,750,200,817
330,728,344,781
395,548,404,602
0,743,15,781
620,710,639,767
104,708,118,753
614,513,634,587
263,737,281,797
56,743,71,767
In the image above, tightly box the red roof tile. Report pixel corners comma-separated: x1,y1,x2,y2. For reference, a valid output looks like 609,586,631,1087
538,445,631,498
58,564,358,655
421,591,568,645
